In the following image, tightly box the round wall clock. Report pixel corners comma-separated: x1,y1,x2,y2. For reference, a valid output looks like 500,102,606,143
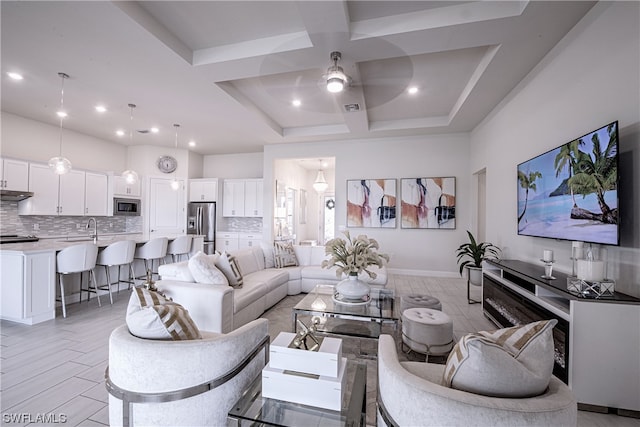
157,155,178,173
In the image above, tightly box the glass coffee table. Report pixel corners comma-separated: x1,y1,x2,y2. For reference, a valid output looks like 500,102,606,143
292,284,399,339
227,361,367,426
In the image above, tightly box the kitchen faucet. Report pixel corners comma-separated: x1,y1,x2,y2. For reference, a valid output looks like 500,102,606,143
87,217,98,244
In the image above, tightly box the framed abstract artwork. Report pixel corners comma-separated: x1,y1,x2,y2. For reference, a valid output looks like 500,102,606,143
401,177,456,229
346,179,396,228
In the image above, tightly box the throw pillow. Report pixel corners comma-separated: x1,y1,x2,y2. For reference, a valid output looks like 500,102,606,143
273,241,299,268
188,251,229,285
443,319,557,398
126,287,202,340
215,251,244,288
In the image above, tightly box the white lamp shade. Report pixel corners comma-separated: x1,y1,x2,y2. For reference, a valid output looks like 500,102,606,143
122,170,139,185
313,170,329,193
170,179,180,190
48,156,72,175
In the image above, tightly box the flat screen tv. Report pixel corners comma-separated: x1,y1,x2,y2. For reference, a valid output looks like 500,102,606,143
517,120,619,246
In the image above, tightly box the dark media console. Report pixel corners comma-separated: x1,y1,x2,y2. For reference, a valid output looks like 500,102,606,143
483,259,639,413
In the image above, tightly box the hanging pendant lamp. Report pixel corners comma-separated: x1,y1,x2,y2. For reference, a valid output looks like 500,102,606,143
48,72,72,175
121,103,139,185
170,124,180,190
313,159,329,193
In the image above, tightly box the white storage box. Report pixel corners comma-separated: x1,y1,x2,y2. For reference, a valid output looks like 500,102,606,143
270,332,342,377
262,357,347,411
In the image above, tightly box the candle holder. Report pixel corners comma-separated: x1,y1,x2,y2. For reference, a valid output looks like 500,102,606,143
540,259,555,280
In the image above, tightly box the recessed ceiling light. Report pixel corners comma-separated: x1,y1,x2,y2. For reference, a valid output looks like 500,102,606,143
292,99,301,107
150,127,159,133
188,140,196,147
7,72,23,80
56,111,67,118
116,130,125,137
408,87,419,94
95,105,107,113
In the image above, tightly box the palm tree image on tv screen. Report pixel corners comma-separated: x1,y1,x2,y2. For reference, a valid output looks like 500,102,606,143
517,121,619,245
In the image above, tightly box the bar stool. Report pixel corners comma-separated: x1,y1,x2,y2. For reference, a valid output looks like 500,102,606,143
134,237,168,280
56,243,99,318
96,240,136,299
167,235,193,262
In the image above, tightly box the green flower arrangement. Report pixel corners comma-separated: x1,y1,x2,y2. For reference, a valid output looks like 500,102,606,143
321,231,390,279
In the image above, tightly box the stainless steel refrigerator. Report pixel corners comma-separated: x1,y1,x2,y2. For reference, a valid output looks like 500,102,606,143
187,202,216,254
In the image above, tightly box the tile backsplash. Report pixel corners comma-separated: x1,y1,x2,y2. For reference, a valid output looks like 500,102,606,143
0,201,142,237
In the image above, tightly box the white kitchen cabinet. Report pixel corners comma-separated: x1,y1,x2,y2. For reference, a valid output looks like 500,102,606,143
238,232,263,249
222,178,263,217
244,179,264,217
0,157,29,191
85,172,109,216
58,169,86,216
19,164,110,216
18,163,59,215
222,179,245,217
216,232,239,252
112,175,141,197
189,178,218,202
0,250,56,325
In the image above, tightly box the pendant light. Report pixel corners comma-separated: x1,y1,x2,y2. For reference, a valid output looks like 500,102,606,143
121,103,139,185
48,72,72,175
170,124,180,190
313,159,329,193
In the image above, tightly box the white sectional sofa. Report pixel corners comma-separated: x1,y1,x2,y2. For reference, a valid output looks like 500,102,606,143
156,244,387,333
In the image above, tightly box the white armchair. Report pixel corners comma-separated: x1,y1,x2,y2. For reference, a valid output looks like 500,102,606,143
377,334,577,426
106,318,269,427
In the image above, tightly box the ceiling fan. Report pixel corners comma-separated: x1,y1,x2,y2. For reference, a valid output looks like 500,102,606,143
323,51,351,93
255,35,414,113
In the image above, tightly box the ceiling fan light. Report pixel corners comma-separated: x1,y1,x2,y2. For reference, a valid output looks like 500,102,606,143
49,156,72,175
313,170,329,192
327,77,345,93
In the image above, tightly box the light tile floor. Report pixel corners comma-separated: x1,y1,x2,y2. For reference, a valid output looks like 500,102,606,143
0,274,637,426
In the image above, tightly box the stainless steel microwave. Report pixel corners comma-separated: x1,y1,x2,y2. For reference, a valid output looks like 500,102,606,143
113,197,141,216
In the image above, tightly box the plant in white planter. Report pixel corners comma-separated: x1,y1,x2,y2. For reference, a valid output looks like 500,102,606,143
456,230,500,287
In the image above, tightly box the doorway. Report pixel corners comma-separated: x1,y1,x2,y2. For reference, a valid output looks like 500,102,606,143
322,193,336,244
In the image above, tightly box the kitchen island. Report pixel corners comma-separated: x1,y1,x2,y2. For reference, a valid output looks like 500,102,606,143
0,233,203,325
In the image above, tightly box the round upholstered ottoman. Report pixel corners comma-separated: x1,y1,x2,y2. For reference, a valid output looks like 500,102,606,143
400,294,442,313
401,308,454,356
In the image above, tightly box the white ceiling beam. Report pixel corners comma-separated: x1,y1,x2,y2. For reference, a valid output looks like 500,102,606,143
351,1,528,40
193,31,312,67
113,1,193,64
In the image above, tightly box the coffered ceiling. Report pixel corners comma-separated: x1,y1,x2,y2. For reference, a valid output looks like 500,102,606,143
1,1,595,155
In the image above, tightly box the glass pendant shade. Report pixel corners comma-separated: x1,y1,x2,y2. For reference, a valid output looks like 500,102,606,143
121,104,139,185
48,72,72,175
170,179,180,190
313,170,329,193
122,169,139,185
49,156,72,175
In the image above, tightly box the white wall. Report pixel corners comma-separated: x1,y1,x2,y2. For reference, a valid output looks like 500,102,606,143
203,152,263,179
264,134,471,275
1,112,126,173
470,2,640,297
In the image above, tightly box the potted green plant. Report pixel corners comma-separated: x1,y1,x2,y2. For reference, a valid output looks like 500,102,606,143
456,230,500,286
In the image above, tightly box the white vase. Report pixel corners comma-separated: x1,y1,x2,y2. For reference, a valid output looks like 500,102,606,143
335,274,371,301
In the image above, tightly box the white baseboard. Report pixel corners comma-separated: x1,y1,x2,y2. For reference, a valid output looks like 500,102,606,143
387,268,459,278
